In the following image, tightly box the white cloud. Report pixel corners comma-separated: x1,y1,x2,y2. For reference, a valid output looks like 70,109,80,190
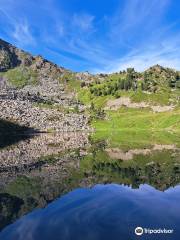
0,1,36,47
106,56,180,73
72,13,95,32
56,25,64,37
92,36,180,73
12,21,36,46
88,0,180,73
0,0,179,73
109,0,170,38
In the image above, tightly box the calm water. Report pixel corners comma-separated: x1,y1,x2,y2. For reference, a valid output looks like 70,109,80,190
0,184,180,240
0,132,180,239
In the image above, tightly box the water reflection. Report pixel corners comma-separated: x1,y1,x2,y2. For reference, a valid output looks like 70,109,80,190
0,132,179,237
0,119,36,149
0,132,88,169
0,184,180,240
0,132,89,230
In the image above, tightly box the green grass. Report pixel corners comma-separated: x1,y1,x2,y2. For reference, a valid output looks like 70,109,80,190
91,108,180,149
34,102,80,114
2,67,38,88
78,88,112,108
78,88,92,105
77,85,180,109
92,129,180,150
5,176,41,199
33,102,66,111
130,89,178,105
78,84,180,150
79,145,180,190
66,78,81,92
92,108,180,131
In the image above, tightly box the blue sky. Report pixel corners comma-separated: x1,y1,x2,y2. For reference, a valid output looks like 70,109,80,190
0,0,180,73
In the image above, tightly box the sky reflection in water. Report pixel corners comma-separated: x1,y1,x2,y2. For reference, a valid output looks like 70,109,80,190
0,184,180,240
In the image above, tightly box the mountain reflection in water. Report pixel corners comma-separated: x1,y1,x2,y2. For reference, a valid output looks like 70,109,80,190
0,132,179,239
0,119,37,149
0,184,180,240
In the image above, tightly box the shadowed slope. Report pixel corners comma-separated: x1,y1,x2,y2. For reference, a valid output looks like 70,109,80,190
0,119,37,149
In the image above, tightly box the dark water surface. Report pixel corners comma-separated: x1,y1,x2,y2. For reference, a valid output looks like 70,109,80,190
0,184,180,240
0,133,180,239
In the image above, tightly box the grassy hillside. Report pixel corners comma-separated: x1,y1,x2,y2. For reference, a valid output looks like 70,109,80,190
73,66,180,148
0,38,179,139
0,66,38,88
92,108,180,131
79,65,180,105
79,146,180,190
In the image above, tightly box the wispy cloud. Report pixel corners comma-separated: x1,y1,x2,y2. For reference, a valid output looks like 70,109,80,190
0,0,179,73
90,0,180,73
12,21,36,46
92,35,180,73
109,0,170,37
72,13,95,32
0,1,36,47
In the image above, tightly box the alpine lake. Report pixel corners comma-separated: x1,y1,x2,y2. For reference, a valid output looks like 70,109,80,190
0,129,179,240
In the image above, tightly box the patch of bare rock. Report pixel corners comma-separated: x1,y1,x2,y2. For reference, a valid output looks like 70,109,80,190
0,132,89,168
0,84,90,132
0,98,89,132
105,97,175,112
105,144,178,161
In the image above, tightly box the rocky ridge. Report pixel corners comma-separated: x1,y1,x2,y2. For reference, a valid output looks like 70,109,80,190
0,38,90,132
0,132,89,168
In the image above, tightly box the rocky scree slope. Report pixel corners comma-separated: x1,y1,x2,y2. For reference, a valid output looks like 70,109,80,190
0,38,90,132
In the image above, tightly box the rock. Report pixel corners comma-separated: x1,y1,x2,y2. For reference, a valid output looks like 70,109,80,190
0,38,91,133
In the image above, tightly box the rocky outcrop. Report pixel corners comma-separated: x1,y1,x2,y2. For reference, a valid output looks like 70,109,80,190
0,98,89,132
106,145,178,161
0,84,89,132
0,39,22,71
105,97,175,112
0,39,65,74
0,132,89,168
0,39,90,132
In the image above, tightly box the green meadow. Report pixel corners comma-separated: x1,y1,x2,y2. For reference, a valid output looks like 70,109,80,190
91,108,180,149
74,82,180,149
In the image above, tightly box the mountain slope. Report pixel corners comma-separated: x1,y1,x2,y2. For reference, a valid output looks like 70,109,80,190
0,38,68,89
0,39,90,132
0,38,179,133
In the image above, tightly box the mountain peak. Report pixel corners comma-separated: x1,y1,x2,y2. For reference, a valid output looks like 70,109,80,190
0,38,67,73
